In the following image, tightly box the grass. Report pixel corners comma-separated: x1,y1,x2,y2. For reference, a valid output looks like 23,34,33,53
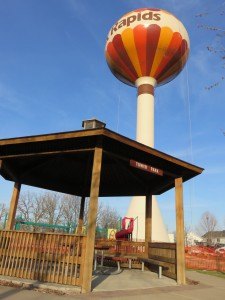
196,270,225,279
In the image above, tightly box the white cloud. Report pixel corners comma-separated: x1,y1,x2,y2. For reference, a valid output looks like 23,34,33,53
204,165,225,175
68,0,104,49
0,83,28,116
190,49,212,75
170,0,201,14
68,0,87,15
126,0,201,14
168,143,225,162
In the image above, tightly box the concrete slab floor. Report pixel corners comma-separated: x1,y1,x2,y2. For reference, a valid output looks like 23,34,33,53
92,267,177,291
0,268,177,295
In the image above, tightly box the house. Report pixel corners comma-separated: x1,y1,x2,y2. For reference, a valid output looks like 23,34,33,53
202,230,225,246
186,232,202,246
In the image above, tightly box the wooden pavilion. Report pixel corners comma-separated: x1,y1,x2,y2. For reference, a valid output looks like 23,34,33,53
0,127,203,293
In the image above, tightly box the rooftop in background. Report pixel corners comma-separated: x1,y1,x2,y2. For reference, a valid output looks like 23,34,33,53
0,128,204,197
202,231,225,239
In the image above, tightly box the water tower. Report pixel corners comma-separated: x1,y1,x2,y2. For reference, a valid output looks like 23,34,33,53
105,8,190,241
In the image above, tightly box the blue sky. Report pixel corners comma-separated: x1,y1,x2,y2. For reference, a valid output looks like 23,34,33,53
0,0,225,232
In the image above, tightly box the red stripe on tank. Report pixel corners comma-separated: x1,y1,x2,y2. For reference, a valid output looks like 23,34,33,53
146,24,161,76
106,41,137,82
133,24,161,76
112,34,138,80
105,52,135,85
157,49,189,84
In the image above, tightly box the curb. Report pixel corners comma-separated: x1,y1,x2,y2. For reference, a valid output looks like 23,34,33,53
0,277,81,295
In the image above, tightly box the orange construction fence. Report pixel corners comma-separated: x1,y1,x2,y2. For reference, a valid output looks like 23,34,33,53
185,246,225,272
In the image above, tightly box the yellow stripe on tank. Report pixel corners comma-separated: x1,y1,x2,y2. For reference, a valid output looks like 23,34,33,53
121,28,142,77
150,27,173,77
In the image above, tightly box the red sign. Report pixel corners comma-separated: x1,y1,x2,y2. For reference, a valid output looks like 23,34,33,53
130,159,163,176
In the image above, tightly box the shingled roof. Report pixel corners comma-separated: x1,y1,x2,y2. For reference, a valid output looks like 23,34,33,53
202,230,225,239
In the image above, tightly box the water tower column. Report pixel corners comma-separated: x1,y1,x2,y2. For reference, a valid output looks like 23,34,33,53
135,77,156,147
128,76,169,242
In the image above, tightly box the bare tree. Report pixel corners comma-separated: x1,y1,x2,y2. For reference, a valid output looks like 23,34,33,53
0,203,7,226
42,192,64,225
97,205,120,229
196,211,218,244
184,225,191,246
18,191,34,221
31,193,46,223
61,195,81,226
17,191,121,233
18,191,64,225
0,203,6,218
196,4,225,89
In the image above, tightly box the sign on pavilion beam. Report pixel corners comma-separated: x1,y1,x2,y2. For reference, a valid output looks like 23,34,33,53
130,159,163,176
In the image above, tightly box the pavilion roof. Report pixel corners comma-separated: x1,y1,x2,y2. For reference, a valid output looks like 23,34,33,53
0,128,204,197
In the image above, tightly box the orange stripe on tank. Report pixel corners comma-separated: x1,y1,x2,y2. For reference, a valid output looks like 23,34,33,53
150,27,174,77
153,32,183,79
133,25,147,75
121,28,142,77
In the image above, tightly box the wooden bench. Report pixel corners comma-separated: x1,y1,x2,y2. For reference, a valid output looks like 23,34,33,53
97,255,147,274
101,256,129,274
104,255,140,271
139,258,169,278
124,255,138,269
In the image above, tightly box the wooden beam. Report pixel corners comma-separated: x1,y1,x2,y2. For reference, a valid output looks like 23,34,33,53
82,147,103,293
104,150,178,179
77,197,85,235
0,127,204,175
145,195,152,257
0,129,104,146
0,148,94,159
6,182,21,230
175,177,186,285
104,130,204,174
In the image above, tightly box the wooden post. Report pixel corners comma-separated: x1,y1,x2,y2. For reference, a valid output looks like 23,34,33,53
77,197,85,235
6,182,21,230
82,147,102,293
175,177,186,285
145,194,152,257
